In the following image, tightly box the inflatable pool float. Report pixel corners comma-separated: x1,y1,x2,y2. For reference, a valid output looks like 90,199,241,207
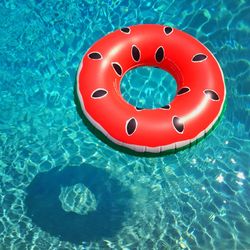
77,24,226,153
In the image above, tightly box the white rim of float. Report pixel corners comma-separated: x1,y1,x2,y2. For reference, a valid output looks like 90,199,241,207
77,44,226,154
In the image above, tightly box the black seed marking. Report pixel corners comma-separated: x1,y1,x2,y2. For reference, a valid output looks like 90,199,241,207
173,116,184,133
192,53,207,62
155,46,164,63
161,104,171,110
121,27,130,33
132,45,140,62
91,89,108,98
164,26,173,35
88,52,102,60
126,118,137,135
204,90,220,101
135,107,143,111
177,87,190,95
112,63,122,76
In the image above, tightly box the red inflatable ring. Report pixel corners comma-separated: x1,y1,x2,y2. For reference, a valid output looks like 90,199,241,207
77,24,226,153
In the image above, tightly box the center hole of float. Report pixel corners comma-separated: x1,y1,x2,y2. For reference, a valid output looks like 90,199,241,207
59,184,97,216
120,66,177,109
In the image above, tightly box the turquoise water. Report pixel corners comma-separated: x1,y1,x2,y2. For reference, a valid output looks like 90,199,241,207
0,0,250,249
121,67,177,109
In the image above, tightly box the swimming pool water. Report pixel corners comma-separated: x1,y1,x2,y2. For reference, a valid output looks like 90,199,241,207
0,0,249,249
121,67,177,109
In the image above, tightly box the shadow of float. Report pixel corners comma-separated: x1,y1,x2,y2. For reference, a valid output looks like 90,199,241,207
74,81,227,157
25,164,132,244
